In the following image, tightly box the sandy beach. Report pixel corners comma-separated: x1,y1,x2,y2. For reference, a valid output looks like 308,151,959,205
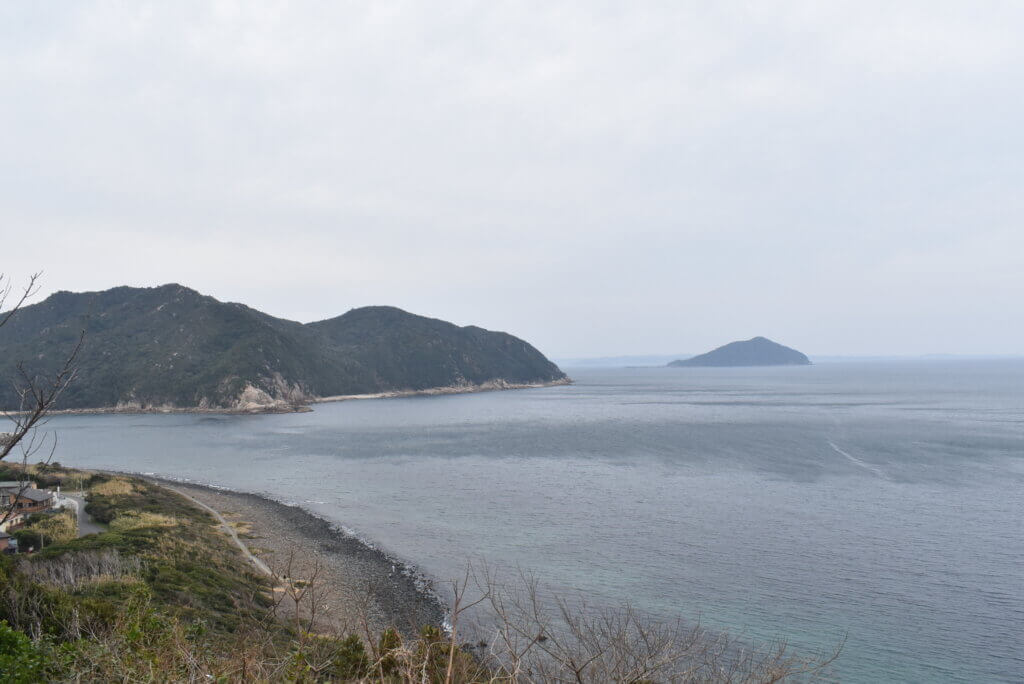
154,480,445,640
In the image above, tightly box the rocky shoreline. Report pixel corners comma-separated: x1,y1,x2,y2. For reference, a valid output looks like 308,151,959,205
43,404,314,417
147,478,446,640
313,377,573,404
40,378,572,417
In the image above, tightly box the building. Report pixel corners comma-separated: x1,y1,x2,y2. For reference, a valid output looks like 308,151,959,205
0,481,57,522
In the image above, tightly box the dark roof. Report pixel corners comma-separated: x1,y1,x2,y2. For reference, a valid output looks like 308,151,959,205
11,489,53,502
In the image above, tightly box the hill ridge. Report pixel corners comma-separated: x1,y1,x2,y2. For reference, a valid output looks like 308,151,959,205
0,285,568,411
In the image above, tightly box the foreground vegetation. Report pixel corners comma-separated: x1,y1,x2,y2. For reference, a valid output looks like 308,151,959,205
0,469,838,681
11,508,77,550
0,471,483,681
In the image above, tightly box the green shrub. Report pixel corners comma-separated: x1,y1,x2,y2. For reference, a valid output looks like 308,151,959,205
12,529,42,551
0,621,47,683
14,509,77,547
377,627,402,676
330,634,370,680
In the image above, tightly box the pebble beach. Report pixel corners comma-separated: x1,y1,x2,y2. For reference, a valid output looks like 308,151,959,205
157,481,445,640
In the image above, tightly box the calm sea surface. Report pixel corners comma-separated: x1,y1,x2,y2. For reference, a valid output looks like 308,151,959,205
47,362,1023,682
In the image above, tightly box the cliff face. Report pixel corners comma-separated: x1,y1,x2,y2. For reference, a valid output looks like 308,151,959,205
0,285,567,410
669,337,811,367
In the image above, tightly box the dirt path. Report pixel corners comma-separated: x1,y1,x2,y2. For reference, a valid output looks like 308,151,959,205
159,483,273,578
154,480,445,639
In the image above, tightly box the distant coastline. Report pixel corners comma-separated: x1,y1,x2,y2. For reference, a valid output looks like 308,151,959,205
40,377,574,417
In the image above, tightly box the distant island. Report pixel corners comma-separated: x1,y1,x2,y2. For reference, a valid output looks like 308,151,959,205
0,284,568,412
668,337,811,367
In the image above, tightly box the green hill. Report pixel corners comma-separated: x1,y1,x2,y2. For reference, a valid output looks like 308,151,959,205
0,284,567,411
668,337,811,367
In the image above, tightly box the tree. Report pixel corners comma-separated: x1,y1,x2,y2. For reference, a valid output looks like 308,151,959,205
0,273,82,527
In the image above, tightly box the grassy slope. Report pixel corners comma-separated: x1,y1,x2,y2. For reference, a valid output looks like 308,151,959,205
0,470,474,682
0,472,281,680
77,476,274,631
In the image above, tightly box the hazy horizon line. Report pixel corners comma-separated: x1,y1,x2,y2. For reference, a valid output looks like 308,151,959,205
556,352,1024,367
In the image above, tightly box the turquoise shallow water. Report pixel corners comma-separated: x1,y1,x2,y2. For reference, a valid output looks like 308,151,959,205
47,361,1024,682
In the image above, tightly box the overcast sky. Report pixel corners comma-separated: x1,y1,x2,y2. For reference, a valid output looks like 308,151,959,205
2,2,1022,357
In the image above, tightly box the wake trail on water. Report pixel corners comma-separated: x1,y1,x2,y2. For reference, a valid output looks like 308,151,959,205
828,440,888,479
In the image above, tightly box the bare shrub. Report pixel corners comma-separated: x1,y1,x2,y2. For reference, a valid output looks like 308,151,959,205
4,548,842,681
18,549,142,589
269,559,840,682
447,565,843,683
0,274,83,527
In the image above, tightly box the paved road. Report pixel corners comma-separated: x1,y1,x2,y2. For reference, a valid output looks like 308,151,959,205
63,493,106,537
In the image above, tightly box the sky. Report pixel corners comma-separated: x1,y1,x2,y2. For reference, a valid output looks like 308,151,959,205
2,2,1022,358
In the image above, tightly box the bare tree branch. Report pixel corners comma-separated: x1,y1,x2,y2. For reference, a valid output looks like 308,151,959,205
0,274,84,527
0,272,41,330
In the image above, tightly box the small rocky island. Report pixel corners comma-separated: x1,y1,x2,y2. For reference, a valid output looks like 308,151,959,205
669,337,811,367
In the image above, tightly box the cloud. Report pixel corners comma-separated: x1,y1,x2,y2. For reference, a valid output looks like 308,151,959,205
2,2,1022,355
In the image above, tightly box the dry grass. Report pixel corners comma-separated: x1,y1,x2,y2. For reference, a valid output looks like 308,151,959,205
16,508,78,545
227,520,253,535
108,511,178,533
90,477,138,497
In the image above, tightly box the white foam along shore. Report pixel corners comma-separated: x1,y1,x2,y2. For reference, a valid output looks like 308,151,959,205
313,376,573,404
35,377,573,417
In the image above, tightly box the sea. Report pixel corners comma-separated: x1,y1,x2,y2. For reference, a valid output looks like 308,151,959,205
44,361,1023,682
